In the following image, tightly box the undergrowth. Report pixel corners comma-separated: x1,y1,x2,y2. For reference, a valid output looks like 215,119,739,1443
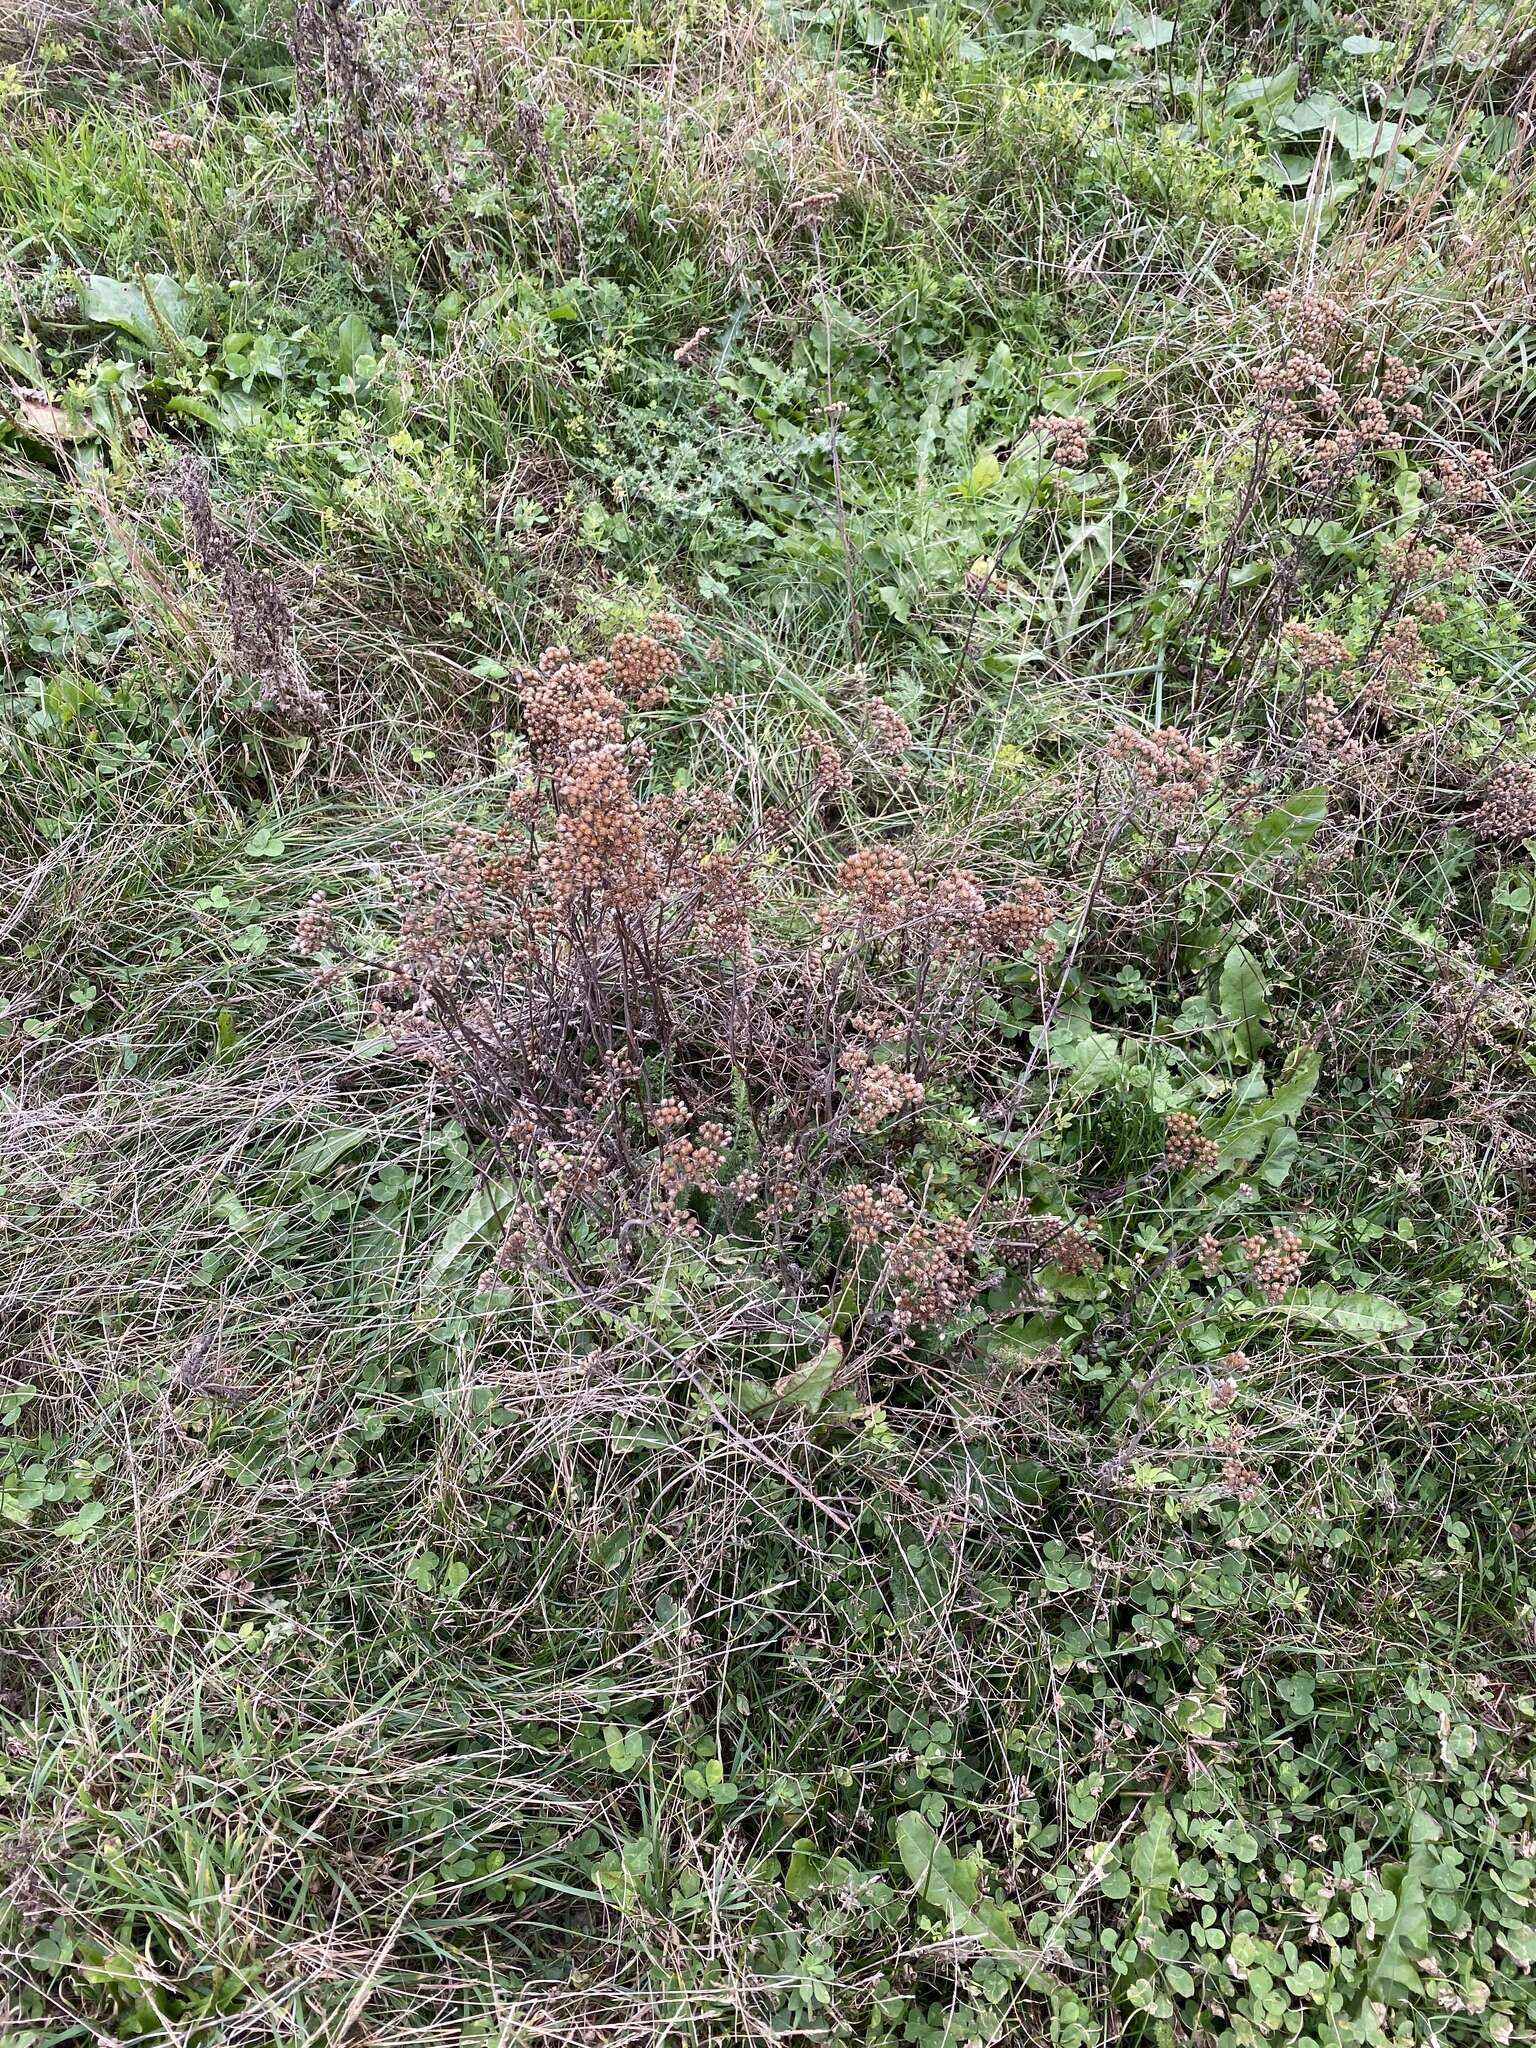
3,1,1536,2044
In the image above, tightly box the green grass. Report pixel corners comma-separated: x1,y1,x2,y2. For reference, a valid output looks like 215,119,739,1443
3,1,1536,2044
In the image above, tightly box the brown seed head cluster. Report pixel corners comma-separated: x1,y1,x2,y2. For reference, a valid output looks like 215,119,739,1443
659,1119,731,1200
481,1206,539,1288
1165,1112,1220,1174
1304,692,1353,763
1254,347,1335,404
296,893,332,957
698,845,759,953
518,619,681,762
1218,1426,1260,1501
925,869,987,960
1048,1223,1103,1276
977,879,1056,958
519,648,625,760
1378,533,1442,583
867,697,913,759
1372,615,1426,688
1252,300,1423,482
841,1043,925,1130
610,616,682,708
842,1179,912,1249
887,1215,975,1332
1243,1227,1306,1301
1472,762,1536,845
836,846,917,929
1433,448,1495,512
803,725,853,796
547,745,658,910
1108,726,1217,811
1262,289,1347,353
1031,413,1090,466
1282,620,1352,674
1197,1232,1223,1276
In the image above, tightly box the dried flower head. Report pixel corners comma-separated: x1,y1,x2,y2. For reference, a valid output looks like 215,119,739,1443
977,879,1055,957
1472,763,1536,845
1282,620,1352,674
1165,1112,1220,1174
1107,726,1216,811
1031,413,1090,466
296,893,333,957
1242,1227,1305,1301
836,846,917,929
803,726,853,796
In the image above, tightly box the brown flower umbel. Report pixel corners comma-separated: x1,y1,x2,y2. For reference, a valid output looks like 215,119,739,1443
836,847,917,930
1243,1228,1306,1302
1165,1112,1219,1174
1282,620,1352,674
841,1044,925,1130
1107,726,1216,812
296,893,333,958
547,744,658,910
803,725,854,796
1472,763,1536,845
1048,1224,1103,1276
841,1180,912,1249
977,879,1055,958
867,697,913,760
1030,413,1090,466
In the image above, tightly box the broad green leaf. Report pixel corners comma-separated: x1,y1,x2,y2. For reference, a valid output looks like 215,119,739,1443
0,337,44,383
1362,1846,1432,2006
78,272,196,351
966,450,1002,492
55,1499,107,1542
287,1128,373,1180
602,1724,645,1774
1047,1019,1121,1096
1280,91,1352,136
1054,22,1114,61
1130,1802,1179,1909
1224,63,1298,113
1257,152,1323,188
1244,788,1327,859
1218,945,1270,1058
893,1812,1031,1961
773,1338,842,1416
165,395,225,430
425,1181,515,1287
1112,7,1174,48
894,1811,979,1909
1231,1285,1413,1342
1332,112,1421,161
1265,1047,1322,1124
335,311,375,376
